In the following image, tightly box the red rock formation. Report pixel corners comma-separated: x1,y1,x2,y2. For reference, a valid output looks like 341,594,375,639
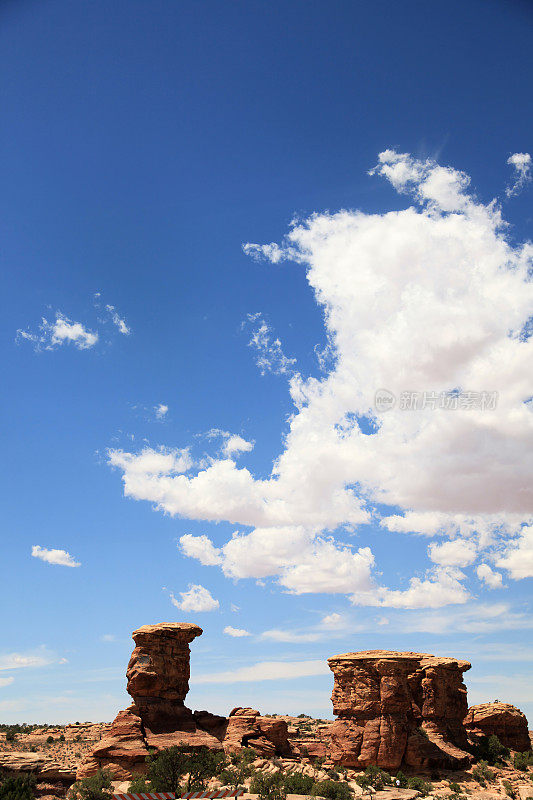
326,650,472,770
223,708,292,757
77,623,291,780
464,702,531,752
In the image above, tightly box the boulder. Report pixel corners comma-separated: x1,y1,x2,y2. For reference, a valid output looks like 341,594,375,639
0,752,76,786
223,708,292,757
326,650,472,770
464,702,531,752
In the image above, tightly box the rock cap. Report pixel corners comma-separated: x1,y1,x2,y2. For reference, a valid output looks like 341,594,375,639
132,622,202,643
328,650,471,671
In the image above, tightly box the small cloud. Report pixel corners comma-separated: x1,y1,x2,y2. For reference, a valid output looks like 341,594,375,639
222,434,253,458
231,603,240,613
17,314,98,351
170,584,219,612
261,628,321,643
377,616,389,626
31,545,81,568
223,626,251,638
506,152,532,198
205,429,253,458
321,612,343,629
100,634,116,643
476,563,504,589
154,403,169,420
105,304,131,335
0,677,14,687
242,313,296,376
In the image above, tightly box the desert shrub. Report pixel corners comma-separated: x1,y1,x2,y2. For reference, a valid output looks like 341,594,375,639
59,734,65,742
449,782,462,793
472,734,509,765
416,726,429,739
283,772,314,794
513,751,533,771
407,776,433,796
472,760,494,785
128,775,152,793
140,746,226,793
70,769,113,800
46,736,54,744
502,780,516,798
0,772,35,800
355,766,392,790
250,772,286,800
310,779,351,800
5,731,16,743
393,771,408,788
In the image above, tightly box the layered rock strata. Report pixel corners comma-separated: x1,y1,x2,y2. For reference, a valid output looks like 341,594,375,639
464,702,531,752
77,623,290,780
326,650,472,770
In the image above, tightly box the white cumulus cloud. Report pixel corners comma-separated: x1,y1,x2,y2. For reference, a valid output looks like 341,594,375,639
170,584,219,612
496,525,533,579
31,545,81,568
428,538,477,567
476,563,504,589
223,626,251,638
109,150,533,607
17,314,98,351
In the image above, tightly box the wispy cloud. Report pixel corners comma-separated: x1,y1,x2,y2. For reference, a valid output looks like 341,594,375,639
243,312,296,376
0,646,60,672
506,152,531,198
0,677,14,687
193,659,329,684
105,304,131,335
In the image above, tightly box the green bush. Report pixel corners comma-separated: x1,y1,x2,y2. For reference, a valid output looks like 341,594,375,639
472,734,509,765
310,779,351,800
59,734,65,742
283,772,314,795
0,773,35,800
513,751,533,771
137,746,226,794
472,760,495,785
355,766,392,790
46,736,54,744
70,769,113,800
393,771,408,788
449,782,461,793
250,772,286,800
502,780,516,799
407,776,433,796
128,776,152,794
5,732,16,743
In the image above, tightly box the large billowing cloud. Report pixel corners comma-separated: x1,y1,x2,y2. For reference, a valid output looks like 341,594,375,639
109,150,533,605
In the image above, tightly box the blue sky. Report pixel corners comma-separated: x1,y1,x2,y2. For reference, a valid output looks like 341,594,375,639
1,0,532,725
